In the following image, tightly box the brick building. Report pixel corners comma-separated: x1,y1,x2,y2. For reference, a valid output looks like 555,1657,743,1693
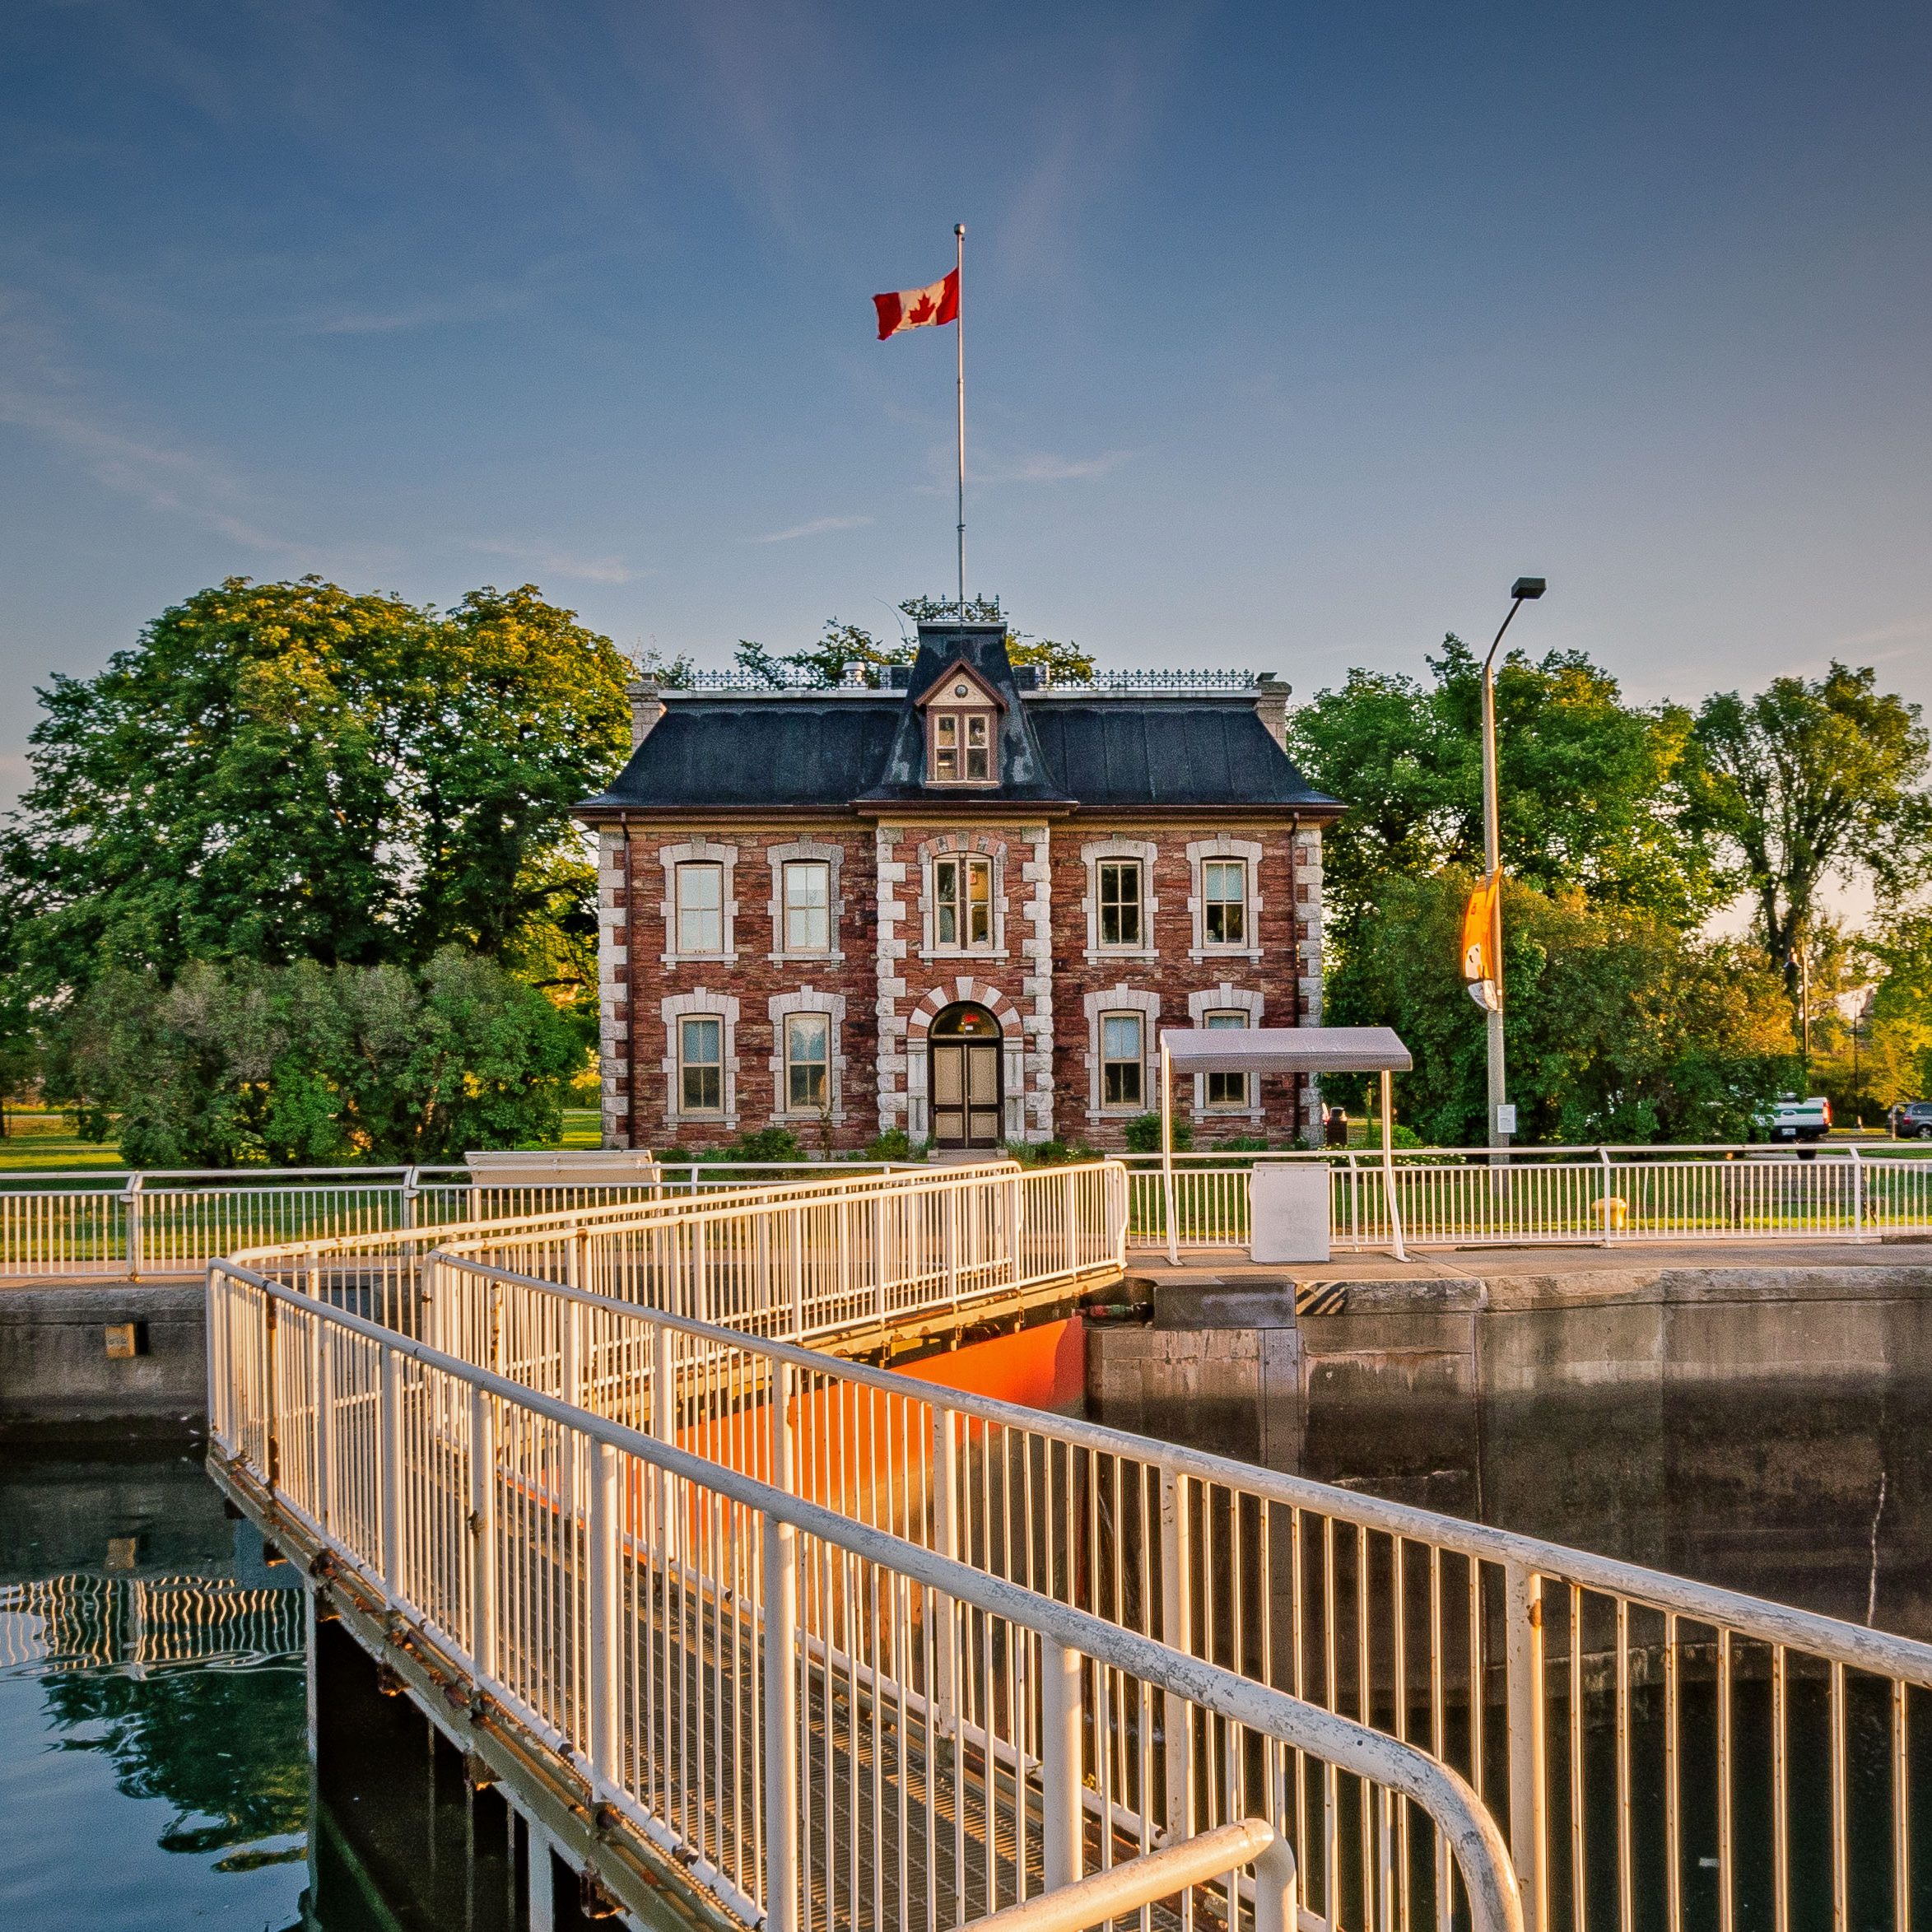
575,618,1341,1154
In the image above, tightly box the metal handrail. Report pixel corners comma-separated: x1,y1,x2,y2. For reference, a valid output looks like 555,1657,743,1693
210,1259,1524,1932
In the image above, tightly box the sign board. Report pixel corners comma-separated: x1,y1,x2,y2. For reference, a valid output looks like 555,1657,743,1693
1495,1103,1518,1136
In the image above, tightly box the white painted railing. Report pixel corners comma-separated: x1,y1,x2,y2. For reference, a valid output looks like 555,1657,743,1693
231,1157,1129,1348
0,1158,927,1277
209,1260,1523,1932
1125,1144,1932,1249
344,1236,1932,1932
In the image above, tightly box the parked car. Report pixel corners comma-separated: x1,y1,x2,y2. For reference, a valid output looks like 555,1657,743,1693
1892,1100,1932,1140
1756,1095,1832,1143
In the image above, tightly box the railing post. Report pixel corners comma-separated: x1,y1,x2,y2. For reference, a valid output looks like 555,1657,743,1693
379,1344,403,1594
125,1173,144,1280
1504,1559,1547,1932
1851,1144,1865,1233
1160,1469,1193,1845
765,1359,799,1932
400,1166,418,1232
1599,1148,1613,1241
1064,1166,1078,1278
470,1383,497,1684
943,1186,960,1306
932,1407,960,1729
1040,1636,1084,1890
311,1315,331,1534
588,1437,620,1797
1255,1816,1300,1932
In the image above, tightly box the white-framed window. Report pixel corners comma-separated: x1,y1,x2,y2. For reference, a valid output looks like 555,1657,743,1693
1203,859,1247,947
926,672,999,785
678,1015,724,1115
1186,838,1264,961
1203,1009,1249,1107
1097,860,1143,949
933,854,994,948
659,840,738,965
784,1012,831,1112
1101,1013,1145,1109
1083,986,1159,1122
782,860,831,953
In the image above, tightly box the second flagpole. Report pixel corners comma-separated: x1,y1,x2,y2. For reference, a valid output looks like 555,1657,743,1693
954,221,966,618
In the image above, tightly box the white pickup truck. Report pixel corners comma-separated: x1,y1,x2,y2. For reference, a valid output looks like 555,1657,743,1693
1758,1095,1832,1143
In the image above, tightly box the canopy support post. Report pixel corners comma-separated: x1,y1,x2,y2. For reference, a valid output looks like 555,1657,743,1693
1380,1068,1408,1260
1162,1038,1179,1264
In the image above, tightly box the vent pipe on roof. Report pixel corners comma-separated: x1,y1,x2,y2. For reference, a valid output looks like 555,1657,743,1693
1254,673,1292,749
628,677,664,749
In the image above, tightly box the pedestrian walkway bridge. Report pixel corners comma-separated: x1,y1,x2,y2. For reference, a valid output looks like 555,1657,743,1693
205,1158,1932,1932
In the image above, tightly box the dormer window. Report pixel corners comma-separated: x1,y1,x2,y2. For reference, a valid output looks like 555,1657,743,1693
921,664,1002,786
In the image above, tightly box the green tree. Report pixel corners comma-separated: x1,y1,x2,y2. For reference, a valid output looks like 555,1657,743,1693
63,950,582,1167
1287,639,1724,941
731,599,1096,690
1331,872,1795,1145
1861,912,1932,1110
1688,663,1932,994
3,576,631,999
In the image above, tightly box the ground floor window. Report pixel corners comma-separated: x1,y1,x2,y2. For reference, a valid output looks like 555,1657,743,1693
1204,1009,1250,1106
679,1016,724,1114
1101,1013,1144,1108
785,1012,831,1111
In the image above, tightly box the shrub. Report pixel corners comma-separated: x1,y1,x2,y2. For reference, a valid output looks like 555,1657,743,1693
862,1128,925,1162
1123,1112,1192,1154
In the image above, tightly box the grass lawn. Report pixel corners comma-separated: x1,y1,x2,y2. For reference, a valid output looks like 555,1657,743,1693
0,1103,606,1175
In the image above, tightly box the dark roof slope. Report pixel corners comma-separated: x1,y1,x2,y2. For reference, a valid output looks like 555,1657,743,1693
577,699,901,812
1028,701,1338,808
580,692,1339,815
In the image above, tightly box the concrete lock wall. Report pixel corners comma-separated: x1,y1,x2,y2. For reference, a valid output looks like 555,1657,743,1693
0,1283,208,1436
1087,1261,1932,1465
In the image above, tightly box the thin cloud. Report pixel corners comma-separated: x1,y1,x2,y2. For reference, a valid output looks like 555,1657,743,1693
746,514,874,544
982,449,1134,484
470,539,648,585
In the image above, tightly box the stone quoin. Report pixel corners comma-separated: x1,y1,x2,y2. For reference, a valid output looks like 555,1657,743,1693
574,617,1342,1153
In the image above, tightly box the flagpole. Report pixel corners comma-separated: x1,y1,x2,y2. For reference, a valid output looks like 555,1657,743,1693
954,221,966,618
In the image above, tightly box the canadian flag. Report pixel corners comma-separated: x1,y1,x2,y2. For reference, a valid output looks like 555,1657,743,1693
873,268,959,340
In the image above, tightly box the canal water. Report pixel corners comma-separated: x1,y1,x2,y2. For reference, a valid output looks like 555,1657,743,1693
7,1352,1932,1929
0,1439,531,1931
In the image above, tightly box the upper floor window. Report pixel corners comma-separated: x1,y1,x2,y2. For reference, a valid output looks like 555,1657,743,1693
678,1016,724,1114
926,675,999,784
1203,859,1248,947
1097,860,1143,948
933,854,993,948
1204,1010,1250,1107
1101,1013,1145,1109
782,860,831,952
676,863,724,955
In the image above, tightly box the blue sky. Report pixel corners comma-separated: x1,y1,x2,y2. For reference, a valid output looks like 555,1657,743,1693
2,0,1929,803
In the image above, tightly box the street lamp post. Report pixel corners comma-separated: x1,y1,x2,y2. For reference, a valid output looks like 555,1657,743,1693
1480,576,1545,1151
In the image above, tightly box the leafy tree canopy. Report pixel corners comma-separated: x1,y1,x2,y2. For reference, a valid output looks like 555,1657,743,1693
1330,872,1795,1146
1287,637,1725,939
1688,663,1932,990
4,577,631,998
60,949,584,1167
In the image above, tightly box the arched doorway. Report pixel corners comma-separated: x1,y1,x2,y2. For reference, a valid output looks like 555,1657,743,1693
929,1003,1003,1148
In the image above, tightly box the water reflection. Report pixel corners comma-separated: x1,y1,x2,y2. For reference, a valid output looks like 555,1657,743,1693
0,1443,310,1930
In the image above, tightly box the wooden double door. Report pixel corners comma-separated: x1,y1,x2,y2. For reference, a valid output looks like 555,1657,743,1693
929,1008,1003,1148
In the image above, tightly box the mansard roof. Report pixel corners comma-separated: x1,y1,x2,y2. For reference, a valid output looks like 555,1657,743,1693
576,620,1342,819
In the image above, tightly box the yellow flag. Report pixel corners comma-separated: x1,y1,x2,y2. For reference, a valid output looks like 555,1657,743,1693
1460,872,1501,1011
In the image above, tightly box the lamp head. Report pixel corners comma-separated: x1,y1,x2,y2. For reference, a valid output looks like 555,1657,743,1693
1511,577,1546,601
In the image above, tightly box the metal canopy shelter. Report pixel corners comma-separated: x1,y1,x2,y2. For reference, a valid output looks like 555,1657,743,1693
1157,1026,1415,1263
